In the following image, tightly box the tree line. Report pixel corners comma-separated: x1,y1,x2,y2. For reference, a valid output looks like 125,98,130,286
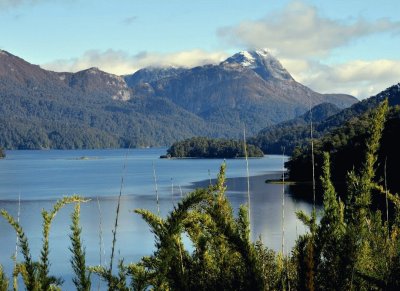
166,136,264,158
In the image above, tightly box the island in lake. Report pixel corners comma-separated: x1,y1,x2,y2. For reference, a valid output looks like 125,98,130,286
165,136,264,158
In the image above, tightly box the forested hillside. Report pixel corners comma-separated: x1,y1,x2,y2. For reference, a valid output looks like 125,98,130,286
249,102,341,154
250,83,400,155
286,84,400,198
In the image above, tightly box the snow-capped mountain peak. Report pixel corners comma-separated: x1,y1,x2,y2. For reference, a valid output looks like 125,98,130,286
221,49,293,81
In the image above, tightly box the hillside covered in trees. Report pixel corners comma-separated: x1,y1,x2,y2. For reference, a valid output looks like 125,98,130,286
166,137,264,158
248,102,342,155
250,84,400,155
286,84,400,199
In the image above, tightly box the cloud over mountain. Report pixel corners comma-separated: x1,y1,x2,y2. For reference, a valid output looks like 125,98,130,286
217,1,400,58
281,58,400,98
43,49,228,75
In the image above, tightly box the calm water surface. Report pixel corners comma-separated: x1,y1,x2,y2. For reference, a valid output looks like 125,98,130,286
0,148,314,288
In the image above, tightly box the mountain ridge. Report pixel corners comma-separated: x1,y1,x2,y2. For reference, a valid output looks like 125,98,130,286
0,49,357,149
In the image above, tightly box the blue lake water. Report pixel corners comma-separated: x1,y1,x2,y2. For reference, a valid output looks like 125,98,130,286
0,148,314,289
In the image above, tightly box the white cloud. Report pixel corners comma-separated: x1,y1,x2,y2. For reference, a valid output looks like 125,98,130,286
42,49,229,75
281,58,400,98
218,1,400,58
0,0,46,8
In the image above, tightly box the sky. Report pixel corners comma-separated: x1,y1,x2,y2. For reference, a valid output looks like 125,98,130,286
0,0,399,99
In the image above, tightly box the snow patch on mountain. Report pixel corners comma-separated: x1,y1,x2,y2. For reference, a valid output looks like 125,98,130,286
221,49,293,81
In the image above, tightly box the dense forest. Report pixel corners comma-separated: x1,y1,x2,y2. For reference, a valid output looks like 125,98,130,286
249,84,400,155
166,136,264,158
1,100,400,290
248,102,341,155
286,90,400,199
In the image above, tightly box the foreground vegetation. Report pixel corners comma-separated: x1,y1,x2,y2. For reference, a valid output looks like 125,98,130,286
1,101,399,290
166,136,264,158
287,100,400,197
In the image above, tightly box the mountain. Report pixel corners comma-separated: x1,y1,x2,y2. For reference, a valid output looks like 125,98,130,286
127,49,357,136
0,50,212,149
124,66,186,88
0,49,357,149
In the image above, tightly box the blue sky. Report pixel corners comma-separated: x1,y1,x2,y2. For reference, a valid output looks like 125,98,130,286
1,0,399,99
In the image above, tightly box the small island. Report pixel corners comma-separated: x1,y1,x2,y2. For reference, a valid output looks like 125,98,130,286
166,137,264,158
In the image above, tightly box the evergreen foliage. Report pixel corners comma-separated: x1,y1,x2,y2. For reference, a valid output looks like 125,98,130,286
0,195,87,290
69,203,91,291
167,136,264,158
286,99,400,198
0,266,8,291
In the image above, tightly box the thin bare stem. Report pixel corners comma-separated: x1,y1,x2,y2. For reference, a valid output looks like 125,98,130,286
152,161,160,216
385,157,389,234
109,149,129,277
281,147,285,256
14,193,21,261
243,126,251,228
178,239,185,276
96,196,105,291
310,101,316,211
171,178,174,206
179,185,183,198
13,193,21,291
96,197,105,266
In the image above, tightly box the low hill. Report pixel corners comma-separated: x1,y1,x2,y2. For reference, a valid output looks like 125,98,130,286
248,102,342,154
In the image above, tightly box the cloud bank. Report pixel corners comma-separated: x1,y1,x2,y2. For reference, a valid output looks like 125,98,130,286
42,49,229,75
280,58,400,98
218,1,400,58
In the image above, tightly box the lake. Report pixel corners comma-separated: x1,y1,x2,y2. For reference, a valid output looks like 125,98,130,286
0,148,314,289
